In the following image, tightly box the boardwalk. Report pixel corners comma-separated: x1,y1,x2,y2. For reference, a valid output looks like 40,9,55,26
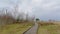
24,22,38,34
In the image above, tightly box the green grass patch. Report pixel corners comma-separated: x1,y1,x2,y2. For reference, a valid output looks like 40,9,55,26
0,23,34,34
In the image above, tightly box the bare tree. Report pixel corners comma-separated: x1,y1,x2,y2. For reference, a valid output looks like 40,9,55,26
25,11,29,22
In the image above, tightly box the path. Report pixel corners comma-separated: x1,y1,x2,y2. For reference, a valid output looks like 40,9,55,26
24,22,38,34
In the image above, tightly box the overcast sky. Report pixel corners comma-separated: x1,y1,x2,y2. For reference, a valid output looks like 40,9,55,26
0,0,60,21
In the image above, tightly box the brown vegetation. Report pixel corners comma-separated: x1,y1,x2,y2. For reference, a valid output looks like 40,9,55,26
38,21,55,26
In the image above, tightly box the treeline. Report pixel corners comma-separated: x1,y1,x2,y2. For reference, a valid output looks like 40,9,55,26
0,8,35,25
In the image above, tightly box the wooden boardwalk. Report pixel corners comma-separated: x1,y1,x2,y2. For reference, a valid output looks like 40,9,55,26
24,22,38,34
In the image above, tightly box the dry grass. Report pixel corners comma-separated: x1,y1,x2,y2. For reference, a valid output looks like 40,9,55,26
38,22,60,34
0,22,34,34
38,21,55,26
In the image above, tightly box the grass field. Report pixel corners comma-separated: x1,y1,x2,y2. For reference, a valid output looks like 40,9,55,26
0,22,34,34
38,22,60,34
